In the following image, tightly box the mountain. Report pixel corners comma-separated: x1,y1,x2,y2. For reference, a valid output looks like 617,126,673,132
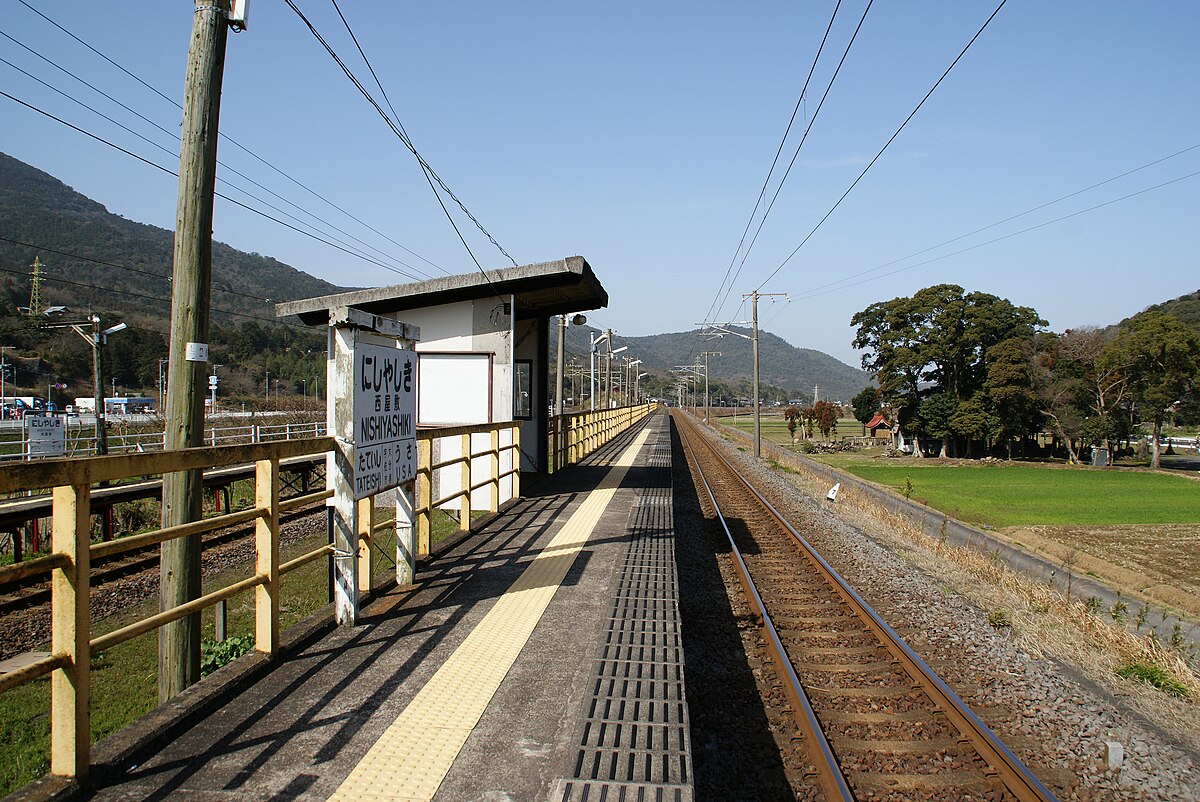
558,324,870,403
1132,290,1200,334
0,152,348,327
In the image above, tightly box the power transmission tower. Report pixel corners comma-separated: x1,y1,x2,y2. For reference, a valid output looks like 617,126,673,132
28,257,43,316
160,0,235,703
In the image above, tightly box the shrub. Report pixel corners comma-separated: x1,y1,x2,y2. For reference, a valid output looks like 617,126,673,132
1116,661,1190,699
200,634,255,677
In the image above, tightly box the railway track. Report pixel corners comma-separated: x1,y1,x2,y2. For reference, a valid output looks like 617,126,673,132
0,500,326,618
674,411,1056,802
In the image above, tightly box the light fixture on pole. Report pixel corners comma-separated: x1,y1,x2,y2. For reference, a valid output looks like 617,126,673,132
589,330,609,411
609,345,628,408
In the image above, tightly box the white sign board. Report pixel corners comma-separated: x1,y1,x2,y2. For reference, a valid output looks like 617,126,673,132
26,415,65,458
353,342,417,500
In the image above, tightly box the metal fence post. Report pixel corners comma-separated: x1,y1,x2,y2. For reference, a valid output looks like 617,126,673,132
254,457,279,654
489,428,499,512
357,497,373,598
511,424,521,500
416,438,431,557
459,433,471,532
50,481,90,779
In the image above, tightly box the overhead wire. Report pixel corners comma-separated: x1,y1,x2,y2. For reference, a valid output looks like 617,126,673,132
0,88,431,281
794,168,1200,301
755,0,1010,291
712,0,873,324
796,142,1200,297
0,235,270,305
283,0,517,278
10,2,447,279
704,0,845,326
0,32,433,282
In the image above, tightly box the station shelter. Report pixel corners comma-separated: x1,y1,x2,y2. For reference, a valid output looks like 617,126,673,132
276,256,608,481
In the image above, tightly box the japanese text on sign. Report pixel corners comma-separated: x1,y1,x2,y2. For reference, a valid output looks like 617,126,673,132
352,343,417,500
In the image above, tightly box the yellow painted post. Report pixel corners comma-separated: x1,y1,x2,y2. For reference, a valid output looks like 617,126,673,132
511,424,521,499
255,458,279,655
357,497,374,598
489,427,500,512
459,433,471,531
51,482,90,779
417,438,431,557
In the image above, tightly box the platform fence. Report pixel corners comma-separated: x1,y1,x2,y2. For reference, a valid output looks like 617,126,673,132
0,400,655,783
550,401,657,472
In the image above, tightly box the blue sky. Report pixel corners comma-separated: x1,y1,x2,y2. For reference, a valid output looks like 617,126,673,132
2,1,1197,369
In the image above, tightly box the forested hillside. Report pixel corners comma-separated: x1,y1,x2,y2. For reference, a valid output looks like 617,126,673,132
0,153,339,406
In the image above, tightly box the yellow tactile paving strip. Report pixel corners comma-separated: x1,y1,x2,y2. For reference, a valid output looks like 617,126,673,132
328,428,653,802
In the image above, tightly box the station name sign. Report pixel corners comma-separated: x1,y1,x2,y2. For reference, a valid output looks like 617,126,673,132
26,414,65,458
352,342,417,500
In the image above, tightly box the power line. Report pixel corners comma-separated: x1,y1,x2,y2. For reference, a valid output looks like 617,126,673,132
0,38,432,282
0,88,433,280
726,0,874,301
757,0,1010,290
799,142,1200,298
0,235,271,303
0,261,310,330
283,0,517,276
10,2,447,279
707,0,844,325
794,168,1200,301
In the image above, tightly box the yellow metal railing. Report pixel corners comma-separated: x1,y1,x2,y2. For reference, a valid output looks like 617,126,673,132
551,402,657,472
0,419,528,782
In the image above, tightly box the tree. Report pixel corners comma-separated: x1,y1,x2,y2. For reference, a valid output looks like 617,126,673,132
918,392,959,458
783,405,801,439
984,337,1040,458
1111,311,1200,468
853,284,1044,458
813,400,839,440
949,392,990,458
851,385,880,431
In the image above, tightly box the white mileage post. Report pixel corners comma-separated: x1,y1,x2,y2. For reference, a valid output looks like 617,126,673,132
352,342,417,500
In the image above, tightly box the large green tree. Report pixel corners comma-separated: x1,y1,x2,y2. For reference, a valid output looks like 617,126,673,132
852,284,1044,456
1111,311,1200,468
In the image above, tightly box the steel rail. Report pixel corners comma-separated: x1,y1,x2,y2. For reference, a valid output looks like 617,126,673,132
676,412,1057,802
676,415,853,802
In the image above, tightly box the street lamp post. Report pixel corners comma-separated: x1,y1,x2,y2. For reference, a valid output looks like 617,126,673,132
589,331,610,411
609,346,628,407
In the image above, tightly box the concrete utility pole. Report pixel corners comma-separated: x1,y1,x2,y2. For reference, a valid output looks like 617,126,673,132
160,0,232,703
699,351,720,424
741,291,786,458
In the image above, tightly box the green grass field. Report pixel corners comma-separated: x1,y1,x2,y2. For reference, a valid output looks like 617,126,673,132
825,462,1200,528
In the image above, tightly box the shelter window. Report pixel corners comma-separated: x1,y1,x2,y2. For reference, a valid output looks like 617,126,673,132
514,360,532,420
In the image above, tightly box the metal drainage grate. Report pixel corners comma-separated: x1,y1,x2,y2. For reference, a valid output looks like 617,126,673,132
553,429,693,802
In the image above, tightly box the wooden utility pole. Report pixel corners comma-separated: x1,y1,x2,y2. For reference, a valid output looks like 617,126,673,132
160,0,231,702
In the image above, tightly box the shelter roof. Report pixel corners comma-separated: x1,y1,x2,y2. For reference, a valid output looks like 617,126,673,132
866,413,890,430
275,256,607,326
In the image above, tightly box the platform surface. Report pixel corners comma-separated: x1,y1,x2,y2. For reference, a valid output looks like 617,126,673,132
80,411,690,802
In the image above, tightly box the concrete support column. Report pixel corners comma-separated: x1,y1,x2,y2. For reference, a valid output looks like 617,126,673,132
394,485,416,585
328,324,359,626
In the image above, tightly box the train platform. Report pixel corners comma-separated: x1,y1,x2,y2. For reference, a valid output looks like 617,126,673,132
70,409,691,802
